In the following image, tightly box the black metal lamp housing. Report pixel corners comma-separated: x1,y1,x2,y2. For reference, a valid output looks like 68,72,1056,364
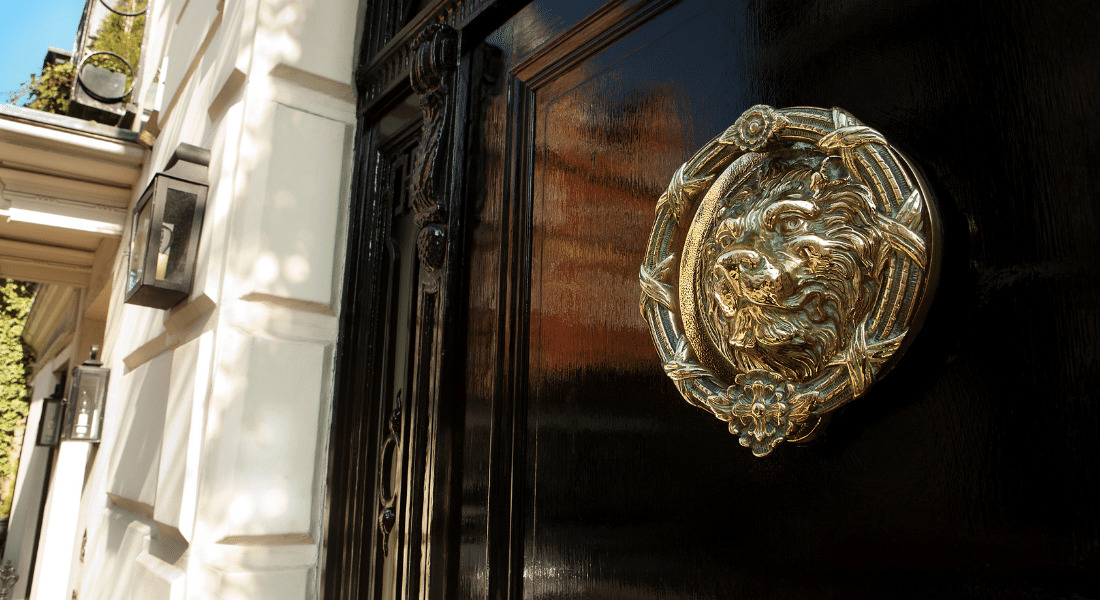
36,383,66,447
125,143,210,309
63,346,110,443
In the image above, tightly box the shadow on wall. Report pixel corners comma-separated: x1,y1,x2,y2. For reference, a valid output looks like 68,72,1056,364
85,0,351,596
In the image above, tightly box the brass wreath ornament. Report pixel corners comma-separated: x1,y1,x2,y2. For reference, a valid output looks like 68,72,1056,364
640,106,941,456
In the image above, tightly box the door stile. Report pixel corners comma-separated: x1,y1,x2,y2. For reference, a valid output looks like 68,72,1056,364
484,75,537,600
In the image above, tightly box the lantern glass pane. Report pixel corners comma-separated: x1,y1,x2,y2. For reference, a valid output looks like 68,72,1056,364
71,370,107,440
128,196,154,291
158,187,197,285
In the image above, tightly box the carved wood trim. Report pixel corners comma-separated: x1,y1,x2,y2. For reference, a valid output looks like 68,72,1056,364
357,0,496,108
410,23,458,271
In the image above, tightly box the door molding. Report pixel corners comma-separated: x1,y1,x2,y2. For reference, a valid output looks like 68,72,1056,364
324,2,509,598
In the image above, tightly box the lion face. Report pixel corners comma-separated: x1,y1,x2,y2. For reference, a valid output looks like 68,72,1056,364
699,157,886,381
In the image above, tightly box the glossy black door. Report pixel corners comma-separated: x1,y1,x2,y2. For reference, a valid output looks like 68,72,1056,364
454,1,1100,598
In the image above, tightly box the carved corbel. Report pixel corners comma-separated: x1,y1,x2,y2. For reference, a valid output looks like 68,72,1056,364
409,24,458,270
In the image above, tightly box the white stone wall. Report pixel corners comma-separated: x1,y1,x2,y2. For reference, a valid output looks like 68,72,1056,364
6,351,72,600
61,0,365,598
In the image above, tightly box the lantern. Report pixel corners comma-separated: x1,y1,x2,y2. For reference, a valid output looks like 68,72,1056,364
125,144,209,309
63,347,110,443
36,384,65,447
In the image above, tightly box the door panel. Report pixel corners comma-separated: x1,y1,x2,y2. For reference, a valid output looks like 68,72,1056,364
457,1,1100,598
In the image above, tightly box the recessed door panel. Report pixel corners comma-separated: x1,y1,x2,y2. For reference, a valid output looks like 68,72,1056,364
455,1,1100,598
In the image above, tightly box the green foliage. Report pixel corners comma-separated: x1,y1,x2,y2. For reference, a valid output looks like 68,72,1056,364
88,0,147,91
0,280,35,518
4,0,145,113
5,63,76,115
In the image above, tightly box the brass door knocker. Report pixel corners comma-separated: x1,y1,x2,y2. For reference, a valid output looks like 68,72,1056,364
640,106,941,456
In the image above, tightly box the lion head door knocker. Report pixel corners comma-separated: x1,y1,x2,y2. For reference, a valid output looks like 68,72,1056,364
640,106,941,456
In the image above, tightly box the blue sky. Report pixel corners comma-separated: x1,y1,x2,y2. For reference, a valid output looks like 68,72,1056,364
0,0,87,101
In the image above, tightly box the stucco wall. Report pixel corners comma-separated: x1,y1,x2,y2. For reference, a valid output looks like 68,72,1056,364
6,349,71,600
53,0,364,598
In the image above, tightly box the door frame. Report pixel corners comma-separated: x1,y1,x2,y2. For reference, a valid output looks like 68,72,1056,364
322,1,523,598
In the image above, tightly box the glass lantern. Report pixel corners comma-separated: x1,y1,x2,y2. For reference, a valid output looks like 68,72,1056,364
63,347,111,443
125,143,209,309
36,383,66,447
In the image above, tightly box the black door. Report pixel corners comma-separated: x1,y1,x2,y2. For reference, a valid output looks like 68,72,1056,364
329,1,1100,598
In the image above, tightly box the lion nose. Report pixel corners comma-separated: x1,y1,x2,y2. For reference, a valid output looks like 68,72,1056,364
718,249,790,303
719,248,761,271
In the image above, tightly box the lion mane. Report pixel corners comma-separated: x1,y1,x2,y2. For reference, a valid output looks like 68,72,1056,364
699,153,888,382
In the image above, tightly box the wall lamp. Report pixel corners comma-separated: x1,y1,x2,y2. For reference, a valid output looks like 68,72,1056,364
63,346,110,443
35,383,65,447
125,143,210,309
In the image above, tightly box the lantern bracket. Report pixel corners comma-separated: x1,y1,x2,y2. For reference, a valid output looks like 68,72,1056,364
163,143,211,184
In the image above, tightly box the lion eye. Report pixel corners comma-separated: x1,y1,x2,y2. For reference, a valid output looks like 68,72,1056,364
779,216,804,234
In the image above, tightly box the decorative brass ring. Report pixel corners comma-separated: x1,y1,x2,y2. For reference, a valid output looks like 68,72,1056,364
640,105,941,456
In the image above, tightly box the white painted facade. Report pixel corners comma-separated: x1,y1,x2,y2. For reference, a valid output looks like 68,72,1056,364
2,0,367,597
